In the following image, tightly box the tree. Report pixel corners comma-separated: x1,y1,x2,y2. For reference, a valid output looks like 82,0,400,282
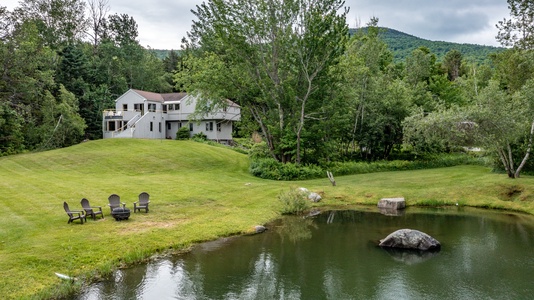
38,85,86,149
403,80,533,178
103,13,138,47
496,0,534,49
442,49,463,81
404,47,437,87
16,0,88,48
86,0,109,50
0,102,24,155
179,0,348,164
491,49,534,93
337,22,412,160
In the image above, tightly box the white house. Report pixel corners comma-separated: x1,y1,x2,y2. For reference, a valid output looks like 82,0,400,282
102,89,240,143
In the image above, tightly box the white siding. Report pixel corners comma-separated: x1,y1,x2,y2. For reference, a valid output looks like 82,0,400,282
103,90,239,142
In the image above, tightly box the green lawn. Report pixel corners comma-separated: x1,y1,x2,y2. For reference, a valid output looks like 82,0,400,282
0,139,533,299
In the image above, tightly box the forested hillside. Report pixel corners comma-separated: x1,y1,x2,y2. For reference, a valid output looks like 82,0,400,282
350,27,504,63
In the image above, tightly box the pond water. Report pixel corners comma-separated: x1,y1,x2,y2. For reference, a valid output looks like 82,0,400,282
76,207,534,300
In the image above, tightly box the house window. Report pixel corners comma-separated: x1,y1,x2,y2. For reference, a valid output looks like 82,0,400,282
122,104,128,111
217,123,221,132
167,103,180,111
206,121,213,131
148,103,156,112
167,122,171,130
162,105,167,113
134,103,143,113
189,123,193,131
108,121,116,131
150,122,153,132
158,122,161,132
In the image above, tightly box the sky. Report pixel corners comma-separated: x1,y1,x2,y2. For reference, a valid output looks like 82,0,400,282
3,0,510,49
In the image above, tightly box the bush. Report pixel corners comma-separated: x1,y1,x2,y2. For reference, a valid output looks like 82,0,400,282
249,153,485,181
176,126,190,140
249,158,323,180
278,187,310,215
192,132,207,141
248,141,270,160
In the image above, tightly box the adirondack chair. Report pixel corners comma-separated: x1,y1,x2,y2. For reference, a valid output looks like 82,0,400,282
81,198,104,220
108,194,125,213
63,202,86,224
134,192,150,213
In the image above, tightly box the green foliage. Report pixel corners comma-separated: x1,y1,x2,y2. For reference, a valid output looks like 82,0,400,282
248,141,270,159
181,0,349,164
249,158,324,180
327,154,483,176
250,153,483,180
496,0,534,49
0,103,24,155
351,27,504,63
278,187,310,215
176,126,190,140
192,131,207,141
0,4,169,153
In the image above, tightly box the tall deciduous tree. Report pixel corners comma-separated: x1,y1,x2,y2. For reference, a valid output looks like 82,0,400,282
496,0,534,49
16,0,88,48
86,0,109,50
178,0,348,164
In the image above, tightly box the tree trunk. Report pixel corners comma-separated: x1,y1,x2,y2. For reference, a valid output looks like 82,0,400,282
514,119,534,178
497,147,515,178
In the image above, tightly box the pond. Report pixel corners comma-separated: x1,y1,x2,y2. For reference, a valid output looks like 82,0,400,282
76,207,534,299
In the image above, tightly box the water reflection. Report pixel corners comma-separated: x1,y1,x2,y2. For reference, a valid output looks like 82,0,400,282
77,208,534,300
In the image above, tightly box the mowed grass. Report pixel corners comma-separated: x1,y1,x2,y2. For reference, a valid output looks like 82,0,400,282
0,139,533,299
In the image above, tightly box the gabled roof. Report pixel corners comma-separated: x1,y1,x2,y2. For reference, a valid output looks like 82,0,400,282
130,89,240,107
131,89,187,103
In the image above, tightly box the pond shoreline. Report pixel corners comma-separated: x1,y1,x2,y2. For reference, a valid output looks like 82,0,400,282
73,205,534,299
62,202,534,299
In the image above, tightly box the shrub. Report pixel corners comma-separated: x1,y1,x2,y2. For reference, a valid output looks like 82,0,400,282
249,153,485,181
176,126,190,140
192,132,207,141
278,187,310,215
248,141,270,160
249,158,323,180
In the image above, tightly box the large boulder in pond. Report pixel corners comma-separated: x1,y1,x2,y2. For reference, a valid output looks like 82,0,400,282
379,229,440,251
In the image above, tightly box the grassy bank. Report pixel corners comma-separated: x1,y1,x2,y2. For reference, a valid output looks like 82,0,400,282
0,139,533,299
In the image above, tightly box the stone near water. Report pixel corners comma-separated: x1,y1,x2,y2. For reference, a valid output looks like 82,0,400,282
298,187,322,202
377,197,405,210
254,225,267,233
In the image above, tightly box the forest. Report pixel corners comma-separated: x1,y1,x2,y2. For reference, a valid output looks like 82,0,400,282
1,0,533,178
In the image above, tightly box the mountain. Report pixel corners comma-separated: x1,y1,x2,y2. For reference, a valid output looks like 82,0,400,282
350,27,504,63
152,27,505,64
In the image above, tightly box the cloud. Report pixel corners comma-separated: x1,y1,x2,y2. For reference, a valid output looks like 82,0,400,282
107,0,202,49
345,0,509,46
3,0,510,48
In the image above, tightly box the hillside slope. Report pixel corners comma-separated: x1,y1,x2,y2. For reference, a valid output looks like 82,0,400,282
0,139,531,299
350,27,504,63
155,28,504,63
